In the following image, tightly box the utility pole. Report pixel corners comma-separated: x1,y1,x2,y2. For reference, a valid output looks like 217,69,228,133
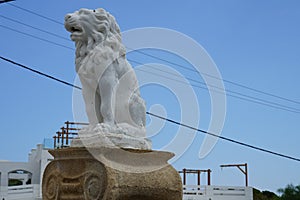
220,163,248,187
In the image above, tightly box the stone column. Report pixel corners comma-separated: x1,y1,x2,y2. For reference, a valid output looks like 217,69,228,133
42,147,182,200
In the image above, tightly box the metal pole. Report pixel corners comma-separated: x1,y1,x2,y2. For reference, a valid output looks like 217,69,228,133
207,169,211,185
53,136,56,148
220,163,248,187
183,168,186,186
61,127,65,147
56,132,60,148
245,163,248,187
197,170,201,187
66,121,69,145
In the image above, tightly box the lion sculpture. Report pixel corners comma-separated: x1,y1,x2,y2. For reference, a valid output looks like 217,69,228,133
65,8,146,135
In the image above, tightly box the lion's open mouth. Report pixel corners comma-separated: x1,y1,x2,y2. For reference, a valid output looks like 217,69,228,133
65,23,83,33
65,22,83,41
71,26,82,33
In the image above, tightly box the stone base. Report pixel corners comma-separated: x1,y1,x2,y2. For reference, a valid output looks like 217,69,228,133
71,124,152,150
42,147,182,200
71,132,152,150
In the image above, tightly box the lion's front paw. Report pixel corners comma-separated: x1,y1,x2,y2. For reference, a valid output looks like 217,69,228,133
100,121,116,129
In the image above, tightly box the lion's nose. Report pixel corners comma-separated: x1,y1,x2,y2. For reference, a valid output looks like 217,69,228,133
65,14,72,21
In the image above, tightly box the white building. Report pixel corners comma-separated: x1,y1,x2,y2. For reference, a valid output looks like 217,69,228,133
0,144,53,200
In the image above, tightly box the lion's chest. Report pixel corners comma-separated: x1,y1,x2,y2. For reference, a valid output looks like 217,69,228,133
76,54,108,81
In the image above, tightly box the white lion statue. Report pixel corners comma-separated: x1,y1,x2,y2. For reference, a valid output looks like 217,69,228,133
65,8,146,132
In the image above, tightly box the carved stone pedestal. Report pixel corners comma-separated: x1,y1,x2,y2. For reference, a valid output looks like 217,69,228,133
42,147,182,200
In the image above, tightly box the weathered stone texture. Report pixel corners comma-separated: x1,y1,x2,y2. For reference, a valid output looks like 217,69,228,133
42,147,182,200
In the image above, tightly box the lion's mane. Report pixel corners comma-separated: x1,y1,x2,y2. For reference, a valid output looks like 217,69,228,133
67,8,126,72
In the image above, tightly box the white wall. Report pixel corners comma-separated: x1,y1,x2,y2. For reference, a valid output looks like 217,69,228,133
6,184,40,200
0,144,53,200
183,185,253,200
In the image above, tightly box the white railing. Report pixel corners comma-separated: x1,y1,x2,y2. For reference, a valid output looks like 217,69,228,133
183,185,253,200
183,185,207,196
5,184,40,200
7,184,34,194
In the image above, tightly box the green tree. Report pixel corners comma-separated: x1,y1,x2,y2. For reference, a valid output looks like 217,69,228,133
8,179,22,186
278,184,300,200
253,188,279,200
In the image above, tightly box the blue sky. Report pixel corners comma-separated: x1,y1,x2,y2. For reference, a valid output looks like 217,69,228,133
0,0,300,193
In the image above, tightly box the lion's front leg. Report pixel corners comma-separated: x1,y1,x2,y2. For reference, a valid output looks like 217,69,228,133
80,76,100,125
98,74,117,126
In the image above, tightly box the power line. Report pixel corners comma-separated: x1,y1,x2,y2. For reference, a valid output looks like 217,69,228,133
136,66,300,114
1,55,299,163
0,0,14,4
6,2,300,106
146,112,300,162
0,56,81,90
129,59,300,114
1,22,300,114
7,2,64,25
5,3,300,108
2,5,300,113
0,14,70,41
0,24,74,50
128,47,300,105
1,21,299,114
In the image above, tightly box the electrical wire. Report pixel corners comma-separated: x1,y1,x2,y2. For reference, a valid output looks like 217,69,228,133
0,56,81,90
1,21,299,113
0,0,14,4
7,3,64,25
128,47,300,105
5,1,300,106
135,67,300,114
0,24,74,50
0,55,300,162
129,59,300,114
1,22,300,113
146,112,300,162
0,14,70,41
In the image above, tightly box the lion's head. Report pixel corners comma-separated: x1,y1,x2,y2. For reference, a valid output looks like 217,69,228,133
65,8,125,63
